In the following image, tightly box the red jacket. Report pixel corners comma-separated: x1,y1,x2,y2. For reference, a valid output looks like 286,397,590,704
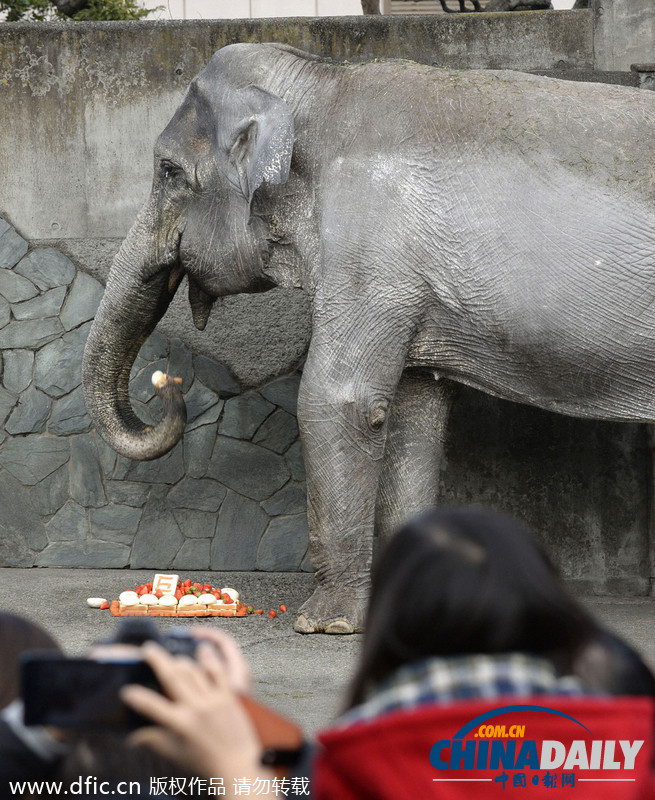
315,696,655,799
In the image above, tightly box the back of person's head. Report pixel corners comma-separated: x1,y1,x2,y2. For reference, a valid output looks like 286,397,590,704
0,612,61,710
347,506,596,707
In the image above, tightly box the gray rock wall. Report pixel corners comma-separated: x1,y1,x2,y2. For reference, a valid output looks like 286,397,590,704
1,226,651,591
0,218,310,572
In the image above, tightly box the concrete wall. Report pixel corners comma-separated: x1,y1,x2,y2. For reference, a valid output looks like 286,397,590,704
1,12,652,592
592,0,655,72
1,213,648,591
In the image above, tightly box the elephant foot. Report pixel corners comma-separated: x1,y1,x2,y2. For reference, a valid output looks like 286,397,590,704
293,585,367,635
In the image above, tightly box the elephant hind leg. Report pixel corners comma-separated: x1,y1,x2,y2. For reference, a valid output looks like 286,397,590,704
376,372,453,550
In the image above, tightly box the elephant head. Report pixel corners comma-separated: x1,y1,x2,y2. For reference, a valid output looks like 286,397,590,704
83,55,295,460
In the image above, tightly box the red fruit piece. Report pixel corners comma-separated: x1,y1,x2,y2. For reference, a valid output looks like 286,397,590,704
154,590,163,598
279,604,287,613
253,609,264,615
268,610,277,618
222,593,233,603
100,601,110,610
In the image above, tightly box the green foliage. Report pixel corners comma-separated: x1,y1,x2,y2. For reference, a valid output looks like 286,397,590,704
2,0,54,21
1,0,157,21
71,0,153,19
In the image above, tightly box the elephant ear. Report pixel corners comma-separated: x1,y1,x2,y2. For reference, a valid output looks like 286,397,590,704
228,85,294,206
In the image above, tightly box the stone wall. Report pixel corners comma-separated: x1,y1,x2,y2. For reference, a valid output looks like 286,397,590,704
0,217,310,571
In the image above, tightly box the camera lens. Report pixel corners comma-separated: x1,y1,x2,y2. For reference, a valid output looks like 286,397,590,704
110,619,162,647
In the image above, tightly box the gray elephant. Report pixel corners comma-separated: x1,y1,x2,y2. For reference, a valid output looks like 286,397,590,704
83,43,655,634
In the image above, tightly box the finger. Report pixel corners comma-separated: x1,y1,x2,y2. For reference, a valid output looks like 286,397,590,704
140,643,207,702
195,642,229,688
120,684,184,732
192,627,239,652
193,629,253,693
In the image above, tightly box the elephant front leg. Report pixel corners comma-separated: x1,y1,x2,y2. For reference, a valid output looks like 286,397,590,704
293,325,412,635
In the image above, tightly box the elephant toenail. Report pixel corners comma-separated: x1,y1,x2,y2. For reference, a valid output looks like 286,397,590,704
325,619,355,635
294,613,313,634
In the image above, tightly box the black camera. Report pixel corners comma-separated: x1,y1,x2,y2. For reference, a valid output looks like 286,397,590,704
106,618,200,657
20,619,195,731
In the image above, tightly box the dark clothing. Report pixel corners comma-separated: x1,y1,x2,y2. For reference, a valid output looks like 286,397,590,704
0,702,176,799
0,718,58,787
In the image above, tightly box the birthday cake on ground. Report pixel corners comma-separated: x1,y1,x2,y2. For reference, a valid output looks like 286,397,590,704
86,573,286,617
105,574,248,617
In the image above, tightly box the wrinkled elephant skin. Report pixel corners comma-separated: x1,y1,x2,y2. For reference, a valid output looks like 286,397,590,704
83,44,655,633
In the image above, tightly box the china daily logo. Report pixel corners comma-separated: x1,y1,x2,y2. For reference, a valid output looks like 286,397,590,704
429,704,645,790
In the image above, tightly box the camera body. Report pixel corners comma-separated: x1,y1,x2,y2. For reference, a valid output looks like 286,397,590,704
21,619,304,769
105,618,201,656
20,619,197,731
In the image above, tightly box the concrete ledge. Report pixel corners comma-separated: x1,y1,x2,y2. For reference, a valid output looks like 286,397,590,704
0,12,593,245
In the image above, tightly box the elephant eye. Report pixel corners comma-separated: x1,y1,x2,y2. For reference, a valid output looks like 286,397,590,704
160,161,184,184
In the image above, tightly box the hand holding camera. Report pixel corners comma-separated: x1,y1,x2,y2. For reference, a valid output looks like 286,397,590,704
122,640,269,783
21,620,252,731
21,619,301,785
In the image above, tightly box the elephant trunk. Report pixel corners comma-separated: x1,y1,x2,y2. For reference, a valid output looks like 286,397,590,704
83,215,187,461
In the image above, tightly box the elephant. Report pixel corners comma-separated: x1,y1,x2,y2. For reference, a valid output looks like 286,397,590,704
83,43,655,634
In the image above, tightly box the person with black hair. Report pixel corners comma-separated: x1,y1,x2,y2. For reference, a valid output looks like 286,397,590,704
344,506,596,710
313,507,655,798
0,612,61,711
0,613,69,794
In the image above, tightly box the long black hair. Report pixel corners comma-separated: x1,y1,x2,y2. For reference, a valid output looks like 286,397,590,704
0,612,61,711
346,506,597,709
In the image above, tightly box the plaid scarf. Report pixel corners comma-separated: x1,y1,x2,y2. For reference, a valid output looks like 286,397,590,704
338,652,587,727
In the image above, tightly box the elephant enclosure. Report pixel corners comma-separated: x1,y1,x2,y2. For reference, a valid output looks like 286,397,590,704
1,9,654,594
